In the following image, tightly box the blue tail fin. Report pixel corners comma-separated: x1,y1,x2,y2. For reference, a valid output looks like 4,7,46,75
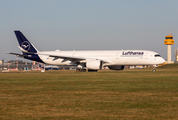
14,31,43,63
14,31,38,53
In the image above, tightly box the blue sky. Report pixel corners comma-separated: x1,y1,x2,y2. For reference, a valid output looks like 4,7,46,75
0,0,178,61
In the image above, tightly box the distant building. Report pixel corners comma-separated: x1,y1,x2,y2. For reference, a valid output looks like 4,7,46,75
175,48,178,62
0,60,2,65
164,31,174,64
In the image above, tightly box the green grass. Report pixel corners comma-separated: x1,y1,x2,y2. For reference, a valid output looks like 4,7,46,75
0,64,178,119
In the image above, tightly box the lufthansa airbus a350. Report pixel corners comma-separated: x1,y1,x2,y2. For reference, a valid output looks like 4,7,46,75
7,31,165,72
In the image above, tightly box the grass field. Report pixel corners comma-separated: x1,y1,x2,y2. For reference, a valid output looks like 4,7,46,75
0,64,178,119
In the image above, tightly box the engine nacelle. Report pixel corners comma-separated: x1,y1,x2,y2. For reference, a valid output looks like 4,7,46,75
86,60,103,70
108,65,125,70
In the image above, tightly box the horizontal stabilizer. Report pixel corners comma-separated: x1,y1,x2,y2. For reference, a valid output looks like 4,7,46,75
6,52,32,58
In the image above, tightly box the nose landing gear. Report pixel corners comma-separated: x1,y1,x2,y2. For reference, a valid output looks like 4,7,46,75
152,67,156,72
152,65,156,72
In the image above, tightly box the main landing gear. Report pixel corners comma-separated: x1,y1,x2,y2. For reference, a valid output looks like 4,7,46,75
76,69,98,72
76,69,86,72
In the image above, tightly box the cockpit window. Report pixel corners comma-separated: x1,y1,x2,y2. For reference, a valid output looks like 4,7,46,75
155,54,161,57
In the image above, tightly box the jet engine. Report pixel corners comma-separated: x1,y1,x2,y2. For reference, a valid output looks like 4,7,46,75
108,65,125,70
86,60,103,70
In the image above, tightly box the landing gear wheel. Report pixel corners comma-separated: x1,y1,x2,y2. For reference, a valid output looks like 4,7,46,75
152,68,156,72
76,69,87,72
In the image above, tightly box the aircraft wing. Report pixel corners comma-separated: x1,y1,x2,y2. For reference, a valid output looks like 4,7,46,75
38,52,108,63
16,46,86,62
49,54,86,61
16,46,107,62
48,54,110,63
7,49,109,63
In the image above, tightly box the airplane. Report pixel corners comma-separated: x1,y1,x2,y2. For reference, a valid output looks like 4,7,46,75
7,30,165,72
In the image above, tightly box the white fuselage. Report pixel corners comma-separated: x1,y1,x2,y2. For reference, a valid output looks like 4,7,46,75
38,50,165,66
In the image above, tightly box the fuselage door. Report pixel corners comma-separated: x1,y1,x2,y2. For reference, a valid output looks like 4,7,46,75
144,53,148,59
116,53,120,59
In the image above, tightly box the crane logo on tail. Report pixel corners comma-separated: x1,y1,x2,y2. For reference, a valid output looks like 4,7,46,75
21,41,30,51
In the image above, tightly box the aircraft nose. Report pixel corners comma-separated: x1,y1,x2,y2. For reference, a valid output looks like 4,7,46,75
160,57,165,64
